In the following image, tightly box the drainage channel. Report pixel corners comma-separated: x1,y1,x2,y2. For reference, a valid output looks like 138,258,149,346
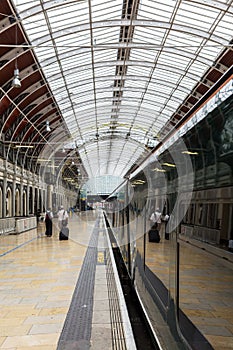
111,245,160,350
103,213,159,349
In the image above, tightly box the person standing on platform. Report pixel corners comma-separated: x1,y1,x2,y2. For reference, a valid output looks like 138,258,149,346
164,213,170,240
44,208,53,237
57,205,69,230
150,208,162,231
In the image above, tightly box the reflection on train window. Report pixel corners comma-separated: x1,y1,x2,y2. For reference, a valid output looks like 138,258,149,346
190,204,195,224
183,202,220,230
202,204,208,226
208,203,218,228
197,203,203,225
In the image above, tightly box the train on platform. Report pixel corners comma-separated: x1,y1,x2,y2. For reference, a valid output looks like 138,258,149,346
104,70,233,350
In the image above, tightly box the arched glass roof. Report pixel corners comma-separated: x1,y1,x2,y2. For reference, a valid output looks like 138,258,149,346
4,0,233,177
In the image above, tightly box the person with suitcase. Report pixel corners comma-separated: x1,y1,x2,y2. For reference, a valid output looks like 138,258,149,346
150,208,162,231
57,205,69,240
59,221,69,240
57,205,69,229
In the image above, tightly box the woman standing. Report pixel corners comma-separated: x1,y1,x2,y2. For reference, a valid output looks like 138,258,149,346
44,208,53,237
164,213,170,240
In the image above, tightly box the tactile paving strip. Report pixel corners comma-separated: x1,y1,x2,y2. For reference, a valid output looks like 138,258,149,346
105,248,127,350
57,219,100,350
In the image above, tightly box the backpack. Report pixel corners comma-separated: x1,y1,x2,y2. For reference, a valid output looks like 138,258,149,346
45,213,51,221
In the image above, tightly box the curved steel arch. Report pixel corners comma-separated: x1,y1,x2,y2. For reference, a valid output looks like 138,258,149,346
22,20,229,47
44,59,204,83
19,0,231,19
50,74,195,96
40,46,216,72
58,91,182,113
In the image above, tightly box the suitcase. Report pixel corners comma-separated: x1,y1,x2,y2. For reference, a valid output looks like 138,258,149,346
148,229,160,243
59,226,69,240
165,232,169,240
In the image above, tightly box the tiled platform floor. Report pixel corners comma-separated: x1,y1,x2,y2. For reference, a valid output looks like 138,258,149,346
2,211,232,349
0,211,114,350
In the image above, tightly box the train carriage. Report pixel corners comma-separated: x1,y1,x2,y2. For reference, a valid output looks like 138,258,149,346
105,73,233,350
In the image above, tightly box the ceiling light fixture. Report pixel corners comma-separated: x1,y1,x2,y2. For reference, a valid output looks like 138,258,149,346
12,68,21,88
46,120,51,132
15,145,34,148
153,167,166,172
12,22,21,88
182,150,198,155
161,162,176,167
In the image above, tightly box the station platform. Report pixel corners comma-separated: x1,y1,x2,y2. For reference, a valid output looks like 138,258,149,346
0,211,136,350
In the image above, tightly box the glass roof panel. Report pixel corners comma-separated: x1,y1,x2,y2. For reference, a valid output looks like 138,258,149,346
139,0,174,17
14,0,233,179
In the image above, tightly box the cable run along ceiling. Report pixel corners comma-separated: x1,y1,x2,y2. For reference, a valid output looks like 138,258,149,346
10,0,233,178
